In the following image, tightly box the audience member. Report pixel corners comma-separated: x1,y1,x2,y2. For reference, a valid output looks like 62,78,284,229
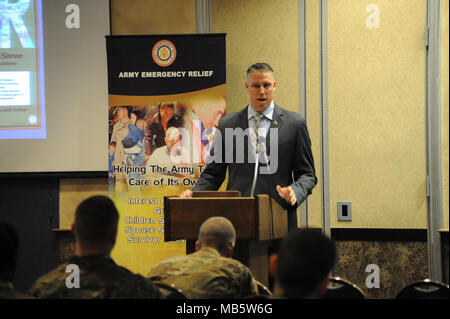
269,228,336,299
28,195,160,299
147,216,258,299
0,223,30,299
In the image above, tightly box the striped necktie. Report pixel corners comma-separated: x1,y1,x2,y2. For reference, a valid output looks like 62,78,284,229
251,112,263,154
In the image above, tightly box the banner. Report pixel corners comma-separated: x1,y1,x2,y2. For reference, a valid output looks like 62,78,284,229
106,34,226,275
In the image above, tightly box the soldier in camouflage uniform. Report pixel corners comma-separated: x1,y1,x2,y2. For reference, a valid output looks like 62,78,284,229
28,195,160,299
0,280,31,299
148,216,258,299
0,222,31,299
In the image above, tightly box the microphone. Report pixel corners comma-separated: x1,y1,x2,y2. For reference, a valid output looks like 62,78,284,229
250,141,270,197
250,131,273,196
259,141,270,174
250,153,259,197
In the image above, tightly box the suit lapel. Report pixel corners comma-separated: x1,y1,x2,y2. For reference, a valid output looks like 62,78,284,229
237,106,249,130
236,106,250,163
267,104,284,152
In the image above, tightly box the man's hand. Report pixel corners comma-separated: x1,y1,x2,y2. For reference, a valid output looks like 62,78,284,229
276,185,297,206
180,189,193,198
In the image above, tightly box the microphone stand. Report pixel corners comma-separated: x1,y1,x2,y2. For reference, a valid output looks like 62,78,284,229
250,153,259,197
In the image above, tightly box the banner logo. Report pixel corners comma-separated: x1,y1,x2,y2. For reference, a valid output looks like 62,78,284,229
152,40,176,67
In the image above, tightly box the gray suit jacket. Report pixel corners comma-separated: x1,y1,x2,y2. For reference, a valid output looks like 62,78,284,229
193,104,317,231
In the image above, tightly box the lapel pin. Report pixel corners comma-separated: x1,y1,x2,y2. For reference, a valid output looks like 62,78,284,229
273,120,278,126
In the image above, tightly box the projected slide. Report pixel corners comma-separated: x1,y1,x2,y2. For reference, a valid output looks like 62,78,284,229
0,0,45,139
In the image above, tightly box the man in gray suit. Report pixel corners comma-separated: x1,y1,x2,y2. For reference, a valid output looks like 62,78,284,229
181,63,317,232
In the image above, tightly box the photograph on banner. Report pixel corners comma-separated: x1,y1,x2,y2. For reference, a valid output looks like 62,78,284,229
108,87,226,199
107,87,226,275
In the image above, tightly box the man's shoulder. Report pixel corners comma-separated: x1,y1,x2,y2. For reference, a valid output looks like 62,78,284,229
147,255,190,278
149,254,189,268
219,105,306,124
218,107,247,127
90,259,159,298
190,251,253,277
0,280,33,299
155,254,189,265
149,249,223,275
28,263,70,297
217,255,253,273
29,257,159,299
148,145,168,162
151,146,166,155
33,263,68,283
275,104,306,124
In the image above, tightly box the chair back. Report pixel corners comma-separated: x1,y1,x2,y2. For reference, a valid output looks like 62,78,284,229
255,280,272,298
322,277,366,299
396,279,449,299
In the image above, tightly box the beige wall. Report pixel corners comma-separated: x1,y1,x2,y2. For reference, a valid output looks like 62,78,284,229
211,0,299,115
442,0,449,230
110,0,196,35
327,0,427,228
305,0,322,228
59,178,108,228
212,0,308,225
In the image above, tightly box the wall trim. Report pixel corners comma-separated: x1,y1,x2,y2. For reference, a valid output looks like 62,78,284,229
0,172,108,179
299,0,308,228
426,0,443,282
196,0,211,34
330,228,428,242
320,0,331,238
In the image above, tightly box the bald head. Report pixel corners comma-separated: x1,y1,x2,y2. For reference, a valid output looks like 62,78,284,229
165,126,180,139
164,127,181,151
197,217,236,256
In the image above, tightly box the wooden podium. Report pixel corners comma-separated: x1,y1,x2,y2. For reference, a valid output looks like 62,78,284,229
164,191,288,287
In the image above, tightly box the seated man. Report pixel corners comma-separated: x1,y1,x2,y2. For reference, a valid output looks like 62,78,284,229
29,195,160,299
146,127,189,166
0,222,31,299
147,216,258,299
269,228,337,299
